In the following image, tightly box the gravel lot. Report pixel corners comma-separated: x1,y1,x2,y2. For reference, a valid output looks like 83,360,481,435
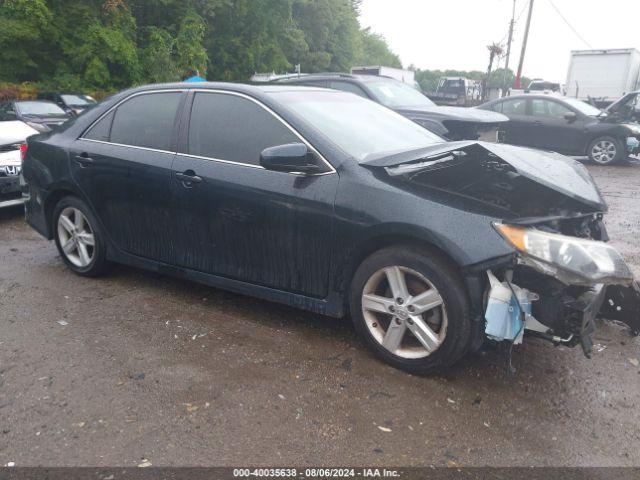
1,162,639,467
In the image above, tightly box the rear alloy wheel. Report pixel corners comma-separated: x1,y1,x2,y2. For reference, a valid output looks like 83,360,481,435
57,207,95,268
350,247,471,374
53,196,109,277
588,136,624,165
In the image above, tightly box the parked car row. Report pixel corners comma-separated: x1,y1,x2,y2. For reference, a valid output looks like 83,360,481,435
0,93,96,208
20,82,640,374
271,73,640,164
0,121,36,208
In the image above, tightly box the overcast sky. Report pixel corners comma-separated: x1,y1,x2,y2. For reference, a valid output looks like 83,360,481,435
359,0,640,83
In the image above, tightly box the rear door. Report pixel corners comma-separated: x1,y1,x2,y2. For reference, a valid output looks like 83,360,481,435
170,90,339,297
71,90,185,263
493,98,531,146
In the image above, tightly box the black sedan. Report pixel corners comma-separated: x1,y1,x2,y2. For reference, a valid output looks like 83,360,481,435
478,94,640,165
273,73,508,142
22,83,639,374
0,100,72,133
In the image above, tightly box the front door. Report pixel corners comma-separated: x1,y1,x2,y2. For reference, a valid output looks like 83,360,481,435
528,98,586,154
71,91,185,263
170,91,338,297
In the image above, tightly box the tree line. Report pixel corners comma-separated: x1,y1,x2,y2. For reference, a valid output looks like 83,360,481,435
0,0,402,92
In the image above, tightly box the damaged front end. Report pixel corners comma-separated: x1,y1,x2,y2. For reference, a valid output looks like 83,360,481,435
490,223,639,357
363,141,640,357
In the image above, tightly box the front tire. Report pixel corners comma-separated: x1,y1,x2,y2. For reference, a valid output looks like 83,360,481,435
349,246,471,374
53,196,109,277
588,136,624,165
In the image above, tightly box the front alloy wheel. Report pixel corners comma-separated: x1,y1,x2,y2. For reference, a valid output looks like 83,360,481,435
350,246,471,374
362,266,447,359
589,136,623,165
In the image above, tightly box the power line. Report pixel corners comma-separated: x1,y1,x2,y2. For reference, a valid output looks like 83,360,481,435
500,0,530,45
547,0,593,49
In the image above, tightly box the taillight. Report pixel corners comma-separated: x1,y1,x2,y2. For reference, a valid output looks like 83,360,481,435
20,143,27,162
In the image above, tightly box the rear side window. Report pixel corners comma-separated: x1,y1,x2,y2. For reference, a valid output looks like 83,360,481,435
500,98,527,115
84,111,114,142
110,92,182,151
187,92,298,166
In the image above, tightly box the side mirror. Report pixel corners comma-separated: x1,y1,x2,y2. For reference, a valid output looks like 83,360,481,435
564,111,578,122
260,143,322,174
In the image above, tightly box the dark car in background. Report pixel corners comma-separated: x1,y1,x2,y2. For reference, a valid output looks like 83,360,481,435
0,100,72,133
273,73,508,142
37,92,97,116
479,94,640,165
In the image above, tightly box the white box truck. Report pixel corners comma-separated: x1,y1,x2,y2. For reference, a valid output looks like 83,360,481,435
565,49,640,107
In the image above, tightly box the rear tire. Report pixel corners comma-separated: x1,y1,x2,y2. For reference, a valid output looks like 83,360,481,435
53,196,109,277
588,136,624,165
349,246,471,374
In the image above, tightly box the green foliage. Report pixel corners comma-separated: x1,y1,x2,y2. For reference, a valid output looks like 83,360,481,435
358,29,401,68
0,0,401,90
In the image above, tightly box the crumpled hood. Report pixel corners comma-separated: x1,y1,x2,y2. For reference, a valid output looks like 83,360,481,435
398,106,508,124
362,141,606,216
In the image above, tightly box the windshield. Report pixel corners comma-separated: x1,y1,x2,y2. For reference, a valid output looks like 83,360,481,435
61,94,96,107
367,80,436,109
16,101,67,116
272,90,443,162
561,98,602,116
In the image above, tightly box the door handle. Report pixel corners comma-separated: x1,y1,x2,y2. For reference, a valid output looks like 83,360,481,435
75,153,94,166
533,121,543,126
176,171,203,187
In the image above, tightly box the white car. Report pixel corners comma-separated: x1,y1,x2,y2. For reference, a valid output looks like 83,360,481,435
0,120,37,208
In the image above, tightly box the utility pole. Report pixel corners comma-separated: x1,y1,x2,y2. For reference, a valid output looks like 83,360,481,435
515,0,534,89
501,0,516,96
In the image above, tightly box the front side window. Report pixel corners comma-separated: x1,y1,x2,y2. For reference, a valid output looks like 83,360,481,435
531,99,572,119
110,92,182,151
271,90,443,162
187,92,299,166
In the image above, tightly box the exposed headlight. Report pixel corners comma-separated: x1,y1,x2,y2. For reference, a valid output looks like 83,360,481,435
25,122,51,133
495,223,634,285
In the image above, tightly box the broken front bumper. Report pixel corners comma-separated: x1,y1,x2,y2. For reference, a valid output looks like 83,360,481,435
484,265,640,358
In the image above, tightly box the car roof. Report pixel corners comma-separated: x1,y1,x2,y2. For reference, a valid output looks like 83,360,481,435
497,94,570,101
113,82,344,99
275,73,390,84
